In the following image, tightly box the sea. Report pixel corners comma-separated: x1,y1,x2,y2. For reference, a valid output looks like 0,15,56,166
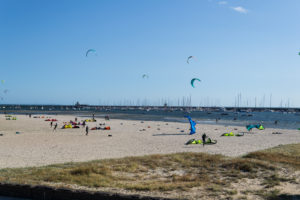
3,106,298,130
83,109,300,130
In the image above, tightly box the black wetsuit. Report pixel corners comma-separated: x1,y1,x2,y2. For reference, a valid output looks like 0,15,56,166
86,126,89,135
202,133,207,146
53,124,57,131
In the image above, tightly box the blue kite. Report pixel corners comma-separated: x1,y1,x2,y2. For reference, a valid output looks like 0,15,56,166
185,115,196,135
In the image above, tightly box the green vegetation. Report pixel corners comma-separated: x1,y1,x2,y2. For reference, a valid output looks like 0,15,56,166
0,143,299,199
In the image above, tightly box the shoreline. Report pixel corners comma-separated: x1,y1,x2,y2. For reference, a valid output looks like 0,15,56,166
2,110,299,130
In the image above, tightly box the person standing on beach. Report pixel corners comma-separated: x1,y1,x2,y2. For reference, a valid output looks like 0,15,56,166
202,133,207,147
86,126,89,136
53,123,57,131
50,121,53,128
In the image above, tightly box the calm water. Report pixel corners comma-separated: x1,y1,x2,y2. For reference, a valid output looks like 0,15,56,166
81,110,300,130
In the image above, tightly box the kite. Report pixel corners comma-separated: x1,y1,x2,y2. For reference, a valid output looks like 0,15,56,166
246,124,264,131
86,49,96,57
142,74,149,79
191,78,201,88
187,56,195,64
184,115,196,135
1,80,4,84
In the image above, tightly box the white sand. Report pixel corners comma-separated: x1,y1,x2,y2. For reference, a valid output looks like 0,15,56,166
0,114,299,169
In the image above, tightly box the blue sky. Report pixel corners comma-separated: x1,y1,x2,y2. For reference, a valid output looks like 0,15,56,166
0,0,299,107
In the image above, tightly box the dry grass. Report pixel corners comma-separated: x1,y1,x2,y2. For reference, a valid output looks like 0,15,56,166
244,143,300,169
0,143,299,199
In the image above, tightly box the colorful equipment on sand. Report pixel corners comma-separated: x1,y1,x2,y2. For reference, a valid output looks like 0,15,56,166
91,126,111,130
221,132,244,137
62,124,72,129
185,138,217,145
246,124,264,131
45,119,57,122
6,116,16,120
184,115,196,135
84,119,97,122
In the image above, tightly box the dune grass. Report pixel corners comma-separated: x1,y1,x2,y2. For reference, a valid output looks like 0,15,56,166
244,143,300,169
0,143,299,199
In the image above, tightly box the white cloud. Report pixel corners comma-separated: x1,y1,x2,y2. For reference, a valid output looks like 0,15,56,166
218,1,228,5
232,6,248,14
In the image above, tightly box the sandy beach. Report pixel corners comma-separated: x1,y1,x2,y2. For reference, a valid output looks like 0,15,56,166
0,114,299,169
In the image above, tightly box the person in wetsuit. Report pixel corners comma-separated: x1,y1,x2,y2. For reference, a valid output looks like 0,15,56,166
202,133,207,147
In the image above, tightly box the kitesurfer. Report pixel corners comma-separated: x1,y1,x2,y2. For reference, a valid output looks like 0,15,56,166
86,126,89,136
202,133,207,146
53,123,57,131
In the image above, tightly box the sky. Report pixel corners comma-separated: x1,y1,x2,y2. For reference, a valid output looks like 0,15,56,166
0,0,300,107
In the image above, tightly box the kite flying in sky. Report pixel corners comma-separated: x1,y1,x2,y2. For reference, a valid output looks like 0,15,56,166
187,56,195,64
86,49,97,57
142,74,149,79
191,78,201,88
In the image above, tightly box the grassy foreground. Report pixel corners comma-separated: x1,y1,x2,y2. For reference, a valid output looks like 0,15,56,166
0,144,299,200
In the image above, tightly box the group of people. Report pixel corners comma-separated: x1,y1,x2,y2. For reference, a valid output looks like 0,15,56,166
49,118,90,136
50,121,58,131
